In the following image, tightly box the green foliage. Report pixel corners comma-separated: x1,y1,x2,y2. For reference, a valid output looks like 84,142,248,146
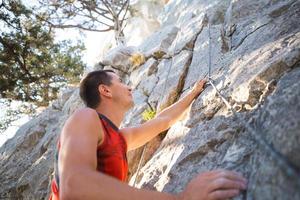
142,108,156,121
0,0,85,106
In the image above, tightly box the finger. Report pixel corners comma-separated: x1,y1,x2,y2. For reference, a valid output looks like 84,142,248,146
209,177,246,191
204,82,210,88
200,80,206,87
215,170,247,183
209,189,240,200
196,79,204,83
196,81,203,87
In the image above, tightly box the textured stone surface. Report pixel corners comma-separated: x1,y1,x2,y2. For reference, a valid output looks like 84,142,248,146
0,0,300,199
131,65,300,199
129,1,300,200
129,58,159,90
101,45,141,73
138,25,179,58
148,50,192,111
0,88,80,199
167,13,206,54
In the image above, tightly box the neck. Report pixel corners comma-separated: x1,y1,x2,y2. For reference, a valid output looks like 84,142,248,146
95,102,126,128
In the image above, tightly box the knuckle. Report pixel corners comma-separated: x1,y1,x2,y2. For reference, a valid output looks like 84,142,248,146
218,177,227,185
219,171,227,177
212,178,227,189
216,170,228,178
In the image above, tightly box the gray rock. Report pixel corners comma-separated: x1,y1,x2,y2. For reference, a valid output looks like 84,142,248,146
149,50,192,112
129,1,300,200
0,108,61,199
130,58,158,89
138,25,179,58
183,23,226,92
132,66,300,199
167,13,206,54
102,45,143,73
160,0,231,27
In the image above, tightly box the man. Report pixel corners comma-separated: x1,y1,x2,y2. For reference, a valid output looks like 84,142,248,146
49,69,247,200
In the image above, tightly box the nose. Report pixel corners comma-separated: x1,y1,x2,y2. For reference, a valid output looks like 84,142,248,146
127,86,132,92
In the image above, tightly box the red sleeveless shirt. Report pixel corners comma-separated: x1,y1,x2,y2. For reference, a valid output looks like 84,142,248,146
49,113,128,200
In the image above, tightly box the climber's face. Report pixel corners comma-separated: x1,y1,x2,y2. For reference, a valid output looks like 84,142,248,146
107,72,134,110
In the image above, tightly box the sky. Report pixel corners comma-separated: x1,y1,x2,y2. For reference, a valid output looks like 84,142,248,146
55,29,114,69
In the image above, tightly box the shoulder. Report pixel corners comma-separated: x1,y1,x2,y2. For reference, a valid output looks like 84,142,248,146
63,107,102,133
72,107,99,119
61,108,103,142
64,107,101,126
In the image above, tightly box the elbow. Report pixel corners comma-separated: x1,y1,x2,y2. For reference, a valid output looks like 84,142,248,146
60,182,75,200
60,188,73,200
60,191,72,200
60,175,83,200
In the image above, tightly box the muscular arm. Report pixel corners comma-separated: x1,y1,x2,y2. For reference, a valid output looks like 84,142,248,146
121,80,206,151
58,108,176,200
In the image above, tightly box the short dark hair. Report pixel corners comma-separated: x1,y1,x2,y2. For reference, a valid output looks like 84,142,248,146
79,69,115,108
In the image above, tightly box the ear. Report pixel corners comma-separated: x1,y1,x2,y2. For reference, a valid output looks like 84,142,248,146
98,84,112,98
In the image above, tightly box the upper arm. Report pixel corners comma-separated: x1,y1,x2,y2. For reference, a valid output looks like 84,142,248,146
58,108,103,192
120,116,170,151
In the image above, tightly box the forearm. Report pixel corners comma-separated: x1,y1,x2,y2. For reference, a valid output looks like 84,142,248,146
61,168,177,200
122,82,205,151
157,89,199,127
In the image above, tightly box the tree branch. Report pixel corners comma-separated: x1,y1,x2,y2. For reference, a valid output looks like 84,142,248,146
119,0,129,28
49,23,113,32
89,6,114,22
0,36,35,80
117,0,129,17
101,0,115,17
76,12,113,26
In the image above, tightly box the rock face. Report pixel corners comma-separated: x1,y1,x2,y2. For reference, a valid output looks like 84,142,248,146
1,0,300,199
0,88,84,199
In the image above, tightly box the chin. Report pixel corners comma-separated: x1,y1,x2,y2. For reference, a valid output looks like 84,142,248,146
127,100,134,110
129,100,135,108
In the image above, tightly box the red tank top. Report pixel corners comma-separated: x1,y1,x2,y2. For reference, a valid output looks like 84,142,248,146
49,113,128,200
